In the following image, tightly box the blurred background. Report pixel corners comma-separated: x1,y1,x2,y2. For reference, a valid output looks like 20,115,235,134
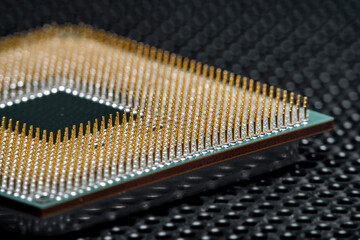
0,0,360,239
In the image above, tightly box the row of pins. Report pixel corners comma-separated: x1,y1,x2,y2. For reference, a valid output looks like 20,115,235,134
0,25,309,200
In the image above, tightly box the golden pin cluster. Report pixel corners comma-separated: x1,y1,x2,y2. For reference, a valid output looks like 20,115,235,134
0,25,308,199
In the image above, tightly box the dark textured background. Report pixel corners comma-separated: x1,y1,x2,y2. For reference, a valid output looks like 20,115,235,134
1,0,360,239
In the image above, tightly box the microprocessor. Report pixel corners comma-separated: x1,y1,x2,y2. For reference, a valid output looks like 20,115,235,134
0,25,333,235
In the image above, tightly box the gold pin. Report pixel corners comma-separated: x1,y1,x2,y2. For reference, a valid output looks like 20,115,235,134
7,118,12,132
43,131,53,190
231,75,241,142
168,56,183,157
87,125,97,183
22,125,34,185
204,66,214,148
225,73,235,143
109,113,119,174
80,122,91,183
274,88,280,130
72,123,83,186
217,124,221,147
131,115,141,171
28,128,40,190
217,70,228,145
151,50,164,114
246,79,254,138
181,61,195,154
157,50,169,117
253,81,261,135
142,47,158,115
144,118,152,168
239,77,247,140
303,96,308,121
119,39,131,103
161,53,176,121
260,84,267,134
174,58,188,155
167,115,176,160
138,117,146,166
210,68,222,147
0,117,5,143
282,90,287,128
289,92,294,125
94,117,106,175
267,86,274,131
129,43,145,107
296,94,301,123
153,116,160,162
197,64,208,150
35,130,47,186
64,126,76,183
138,45,150,109
189,62,202,152
124,112,134,172
101,115,112,177
115,114,126,174
160,114,168,162
57,127,69,186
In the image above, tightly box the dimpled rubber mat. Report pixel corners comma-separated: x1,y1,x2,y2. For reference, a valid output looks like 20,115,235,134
0,0,359,239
